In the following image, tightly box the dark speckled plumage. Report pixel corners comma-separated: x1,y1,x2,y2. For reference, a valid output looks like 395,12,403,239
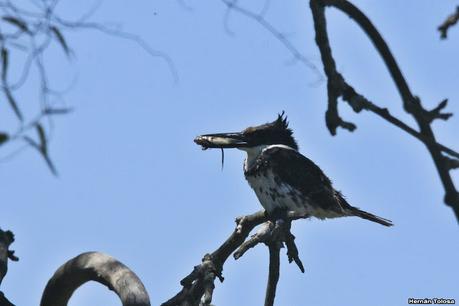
244,145,392,226
245,146,346,214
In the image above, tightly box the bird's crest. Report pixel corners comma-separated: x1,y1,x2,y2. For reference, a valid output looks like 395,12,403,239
273,111,289,130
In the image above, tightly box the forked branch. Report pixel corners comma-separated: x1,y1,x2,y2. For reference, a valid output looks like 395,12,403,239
161,211,308,306
309,0,459,221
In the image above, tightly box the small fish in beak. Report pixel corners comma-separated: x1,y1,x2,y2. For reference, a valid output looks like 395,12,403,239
194,133,248,149
194,132,248,170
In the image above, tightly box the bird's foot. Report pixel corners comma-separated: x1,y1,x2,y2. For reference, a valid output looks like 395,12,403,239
267,208,289,225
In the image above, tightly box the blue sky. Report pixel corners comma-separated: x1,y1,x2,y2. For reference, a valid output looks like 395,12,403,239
1,0,458,305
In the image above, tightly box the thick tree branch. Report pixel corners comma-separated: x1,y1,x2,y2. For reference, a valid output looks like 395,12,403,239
0,292,14,306
310,0,459,222
162,211,308,306
438,6,459,39
40,252,150,306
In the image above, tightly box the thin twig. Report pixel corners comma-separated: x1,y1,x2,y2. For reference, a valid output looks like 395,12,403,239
51,17,179,83
0,0,176,174
438,6,459,39
219,0,323,81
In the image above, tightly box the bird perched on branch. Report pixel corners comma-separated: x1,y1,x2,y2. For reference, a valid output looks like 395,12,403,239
194,112,393,226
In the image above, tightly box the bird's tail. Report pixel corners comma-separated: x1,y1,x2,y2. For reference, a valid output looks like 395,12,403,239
349,208,393,227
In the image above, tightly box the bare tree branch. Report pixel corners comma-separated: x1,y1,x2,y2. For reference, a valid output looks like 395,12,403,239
234,220,274,259
309,0,459,222
438,6,459,39
50,17,178,83
0,292,15,306
219,0,323,81
445,156,459,170
234,219,304,273
40,252,150,306
264,243,280,306
161,211,308,306
282,221,304,273
0,0,176,174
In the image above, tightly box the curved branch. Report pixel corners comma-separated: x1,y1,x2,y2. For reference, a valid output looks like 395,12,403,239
310,0,459,221
40,252,150,306
438,6,459,39
321,0,414,105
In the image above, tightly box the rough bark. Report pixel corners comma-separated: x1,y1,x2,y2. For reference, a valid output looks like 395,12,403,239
162,211,308,306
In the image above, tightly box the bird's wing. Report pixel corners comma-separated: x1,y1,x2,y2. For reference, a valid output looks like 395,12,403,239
253,146,349,213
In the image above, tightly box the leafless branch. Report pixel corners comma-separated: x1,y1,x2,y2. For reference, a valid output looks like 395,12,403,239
0,292,14,306
234,219,304,273
50,17,178,83
40,252,151,306
438,6,459,39
309,0,459,221
0,0,176,174
282,221,304,272
161,211,308,306
265,243,280,306
234,220,274,259
445,156,459,170
219,0,323,81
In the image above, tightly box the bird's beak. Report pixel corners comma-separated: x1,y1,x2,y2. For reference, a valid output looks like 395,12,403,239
194,132,248,150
